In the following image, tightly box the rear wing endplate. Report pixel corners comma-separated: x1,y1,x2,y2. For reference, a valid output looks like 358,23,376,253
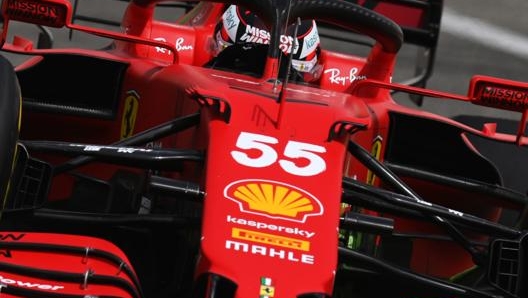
341,0,443,104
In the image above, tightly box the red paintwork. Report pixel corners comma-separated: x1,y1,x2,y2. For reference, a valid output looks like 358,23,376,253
0,232,139,297
1,0,526,297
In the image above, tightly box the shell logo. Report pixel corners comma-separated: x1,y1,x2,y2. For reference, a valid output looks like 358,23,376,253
224,179,323,223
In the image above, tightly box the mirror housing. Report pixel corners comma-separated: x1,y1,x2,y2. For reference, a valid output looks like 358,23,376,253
0,0,179,62
2,0,71,28
469,75,528,113
469,75,528,145
0,0,71,47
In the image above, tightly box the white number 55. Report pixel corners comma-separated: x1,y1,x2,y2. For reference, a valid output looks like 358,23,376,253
230,132,326,176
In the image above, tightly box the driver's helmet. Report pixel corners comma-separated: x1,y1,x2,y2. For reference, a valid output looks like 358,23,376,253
212,4,322,82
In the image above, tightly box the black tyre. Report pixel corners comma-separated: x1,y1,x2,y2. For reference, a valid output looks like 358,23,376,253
0,54,22,206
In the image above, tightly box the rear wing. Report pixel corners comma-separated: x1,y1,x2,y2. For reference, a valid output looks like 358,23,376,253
369,0,443,83
337,0,443,104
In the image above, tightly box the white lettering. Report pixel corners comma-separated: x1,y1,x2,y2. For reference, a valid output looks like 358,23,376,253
269,247,285,259
279,35,296,54
1,278,14,284
287,251,299,262
117,148,136,153
240,25,270,44
238,25,302,56
302,254,315,264
252,245,268,256
175,37,193,51
0,275,64,291
71,144,153,153
324,67,366,86
448,209,464,216
226,240,249,252
154,37,170,54
225,240,314,264
227,215,315,238
84,145,101,152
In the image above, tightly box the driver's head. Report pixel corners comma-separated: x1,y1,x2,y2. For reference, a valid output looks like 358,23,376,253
212,4,322,82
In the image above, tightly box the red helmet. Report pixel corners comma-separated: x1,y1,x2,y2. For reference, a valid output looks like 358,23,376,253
212,4,322,81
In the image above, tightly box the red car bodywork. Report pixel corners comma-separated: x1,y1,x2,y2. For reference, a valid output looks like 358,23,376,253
0,0,527,297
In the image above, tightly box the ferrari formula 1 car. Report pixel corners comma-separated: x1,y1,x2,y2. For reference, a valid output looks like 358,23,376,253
0,0,527,297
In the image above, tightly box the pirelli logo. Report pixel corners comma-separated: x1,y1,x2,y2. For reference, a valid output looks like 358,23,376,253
232,228,310,251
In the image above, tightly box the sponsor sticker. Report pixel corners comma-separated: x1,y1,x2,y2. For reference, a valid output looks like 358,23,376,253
478,86,528,110
324,67,366,86
0,275,64,291
226,215,315,239
225,240,315,264
260,277,275,298
224,179,323,223
5,0,67,28
232,227,310,251
120,90,139,139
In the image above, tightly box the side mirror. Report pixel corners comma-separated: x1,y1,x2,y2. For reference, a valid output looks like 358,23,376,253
2,0,71,27
468,75,528,113
0,0,71,47
468,75,528,145
0,0,179,63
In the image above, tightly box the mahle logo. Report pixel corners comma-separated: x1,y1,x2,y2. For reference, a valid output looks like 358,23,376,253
224,179,323,223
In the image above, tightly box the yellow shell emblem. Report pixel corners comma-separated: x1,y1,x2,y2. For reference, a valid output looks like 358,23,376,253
224,179,323,222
